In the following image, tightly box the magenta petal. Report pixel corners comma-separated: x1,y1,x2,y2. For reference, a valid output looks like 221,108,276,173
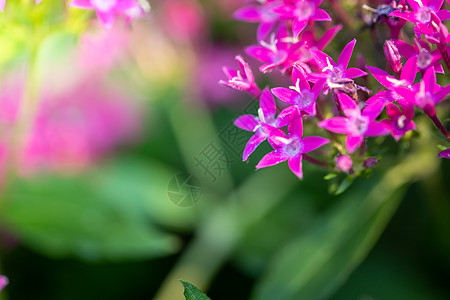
363,100,385,121
288,109,303,138
288,155,303,179
96,11,115,29
346,134,364,154
386,103,401,119
246,46,273,62
437,149,450,159
276,106,296,127
243,133,266,161
257,22,274,41
233,5,261,22
260,87,276,117
256,150,289,169
312,8,332,21
318,117,350,134
423,67,436,94
366,66,398,90
236,55,254,83
311,79,326,99
302,136,329,153
394,39,415,58
366,121,390,136
293,19,308,37
262,124,287,147
344,68,367,79
400,56,418,84
271,87,298,104
436,10,450,21
0,0,5,11
338,39,356,70
234,114,258,131
316,24,342,50
434,85,450,104
293,67,310,91
338,93,359,117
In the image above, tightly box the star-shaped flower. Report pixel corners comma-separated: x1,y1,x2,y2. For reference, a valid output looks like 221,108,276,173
309,39,367,94
382,103,416,141
256,109,329,179
220,55,261,97
318,93,389,153
234,88,280,161
273,0,331,37
271,66,324,116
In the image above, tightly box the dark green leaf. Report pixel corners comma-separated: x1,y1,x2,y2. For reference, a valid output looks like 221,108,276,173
180,280,212,300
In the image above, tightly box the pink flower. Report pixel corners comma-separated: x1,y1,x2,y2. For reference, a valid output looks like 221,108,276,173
271,66,324,116
0,275,8,292
220,55,261,97
69,0,144,29
394,67,450,116
393,38,443,73
273,0,331,37
381,103,416,141
233,0,283,40
318,93,389,153
310,39,367,94
256,109,329,179
234,88,280,161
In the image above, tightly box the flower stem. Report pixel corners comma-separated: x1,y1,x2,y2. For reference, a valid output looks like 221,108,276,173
428,113,450,141
303,154,330,168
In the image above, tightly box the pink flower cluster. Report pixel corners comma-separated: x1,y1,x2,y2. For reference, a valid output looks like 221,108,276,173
222,0,450,179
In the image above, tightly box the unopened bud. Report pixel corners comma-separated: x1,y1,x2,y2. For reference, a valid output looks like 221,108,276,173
363,157,378,169
384,40,402,74
336,155,353,173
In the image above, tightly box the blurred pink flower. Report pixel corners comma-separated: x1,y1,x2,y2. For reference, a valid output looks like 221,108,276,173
20,82,140,173
69,0,144,29
0,275,8,292
161,0,205,42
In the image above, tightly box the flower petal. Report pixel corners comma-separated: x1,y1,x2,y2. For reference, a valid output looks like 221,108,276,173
338,39,356,70
318,117,350,134
260,87,277,117
256,150,289,169
271,87,298,104
338,93,359,118
437,149,450,159
234,114,258,131
243,133,266,161
233,5,261,22
346,134,364,154
386,103,401,120
288,155,303,179
344,67,367,79
366,121,390,136
302,136,329,153
400,56,417,84
288,108,303,138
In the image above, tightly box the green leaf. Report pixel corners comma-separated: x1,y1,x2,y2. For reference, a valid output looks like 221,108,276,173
0,159,182,261
334,176,354,195
180,280,212,300
323,173,337,180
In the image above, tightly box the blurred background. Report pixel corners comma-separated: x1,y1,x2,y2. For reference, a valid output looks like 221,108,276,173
0,0,449,299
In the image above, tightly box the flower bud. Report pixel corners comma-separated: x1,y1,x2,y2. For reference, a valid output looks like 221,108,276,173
363,157,378,169
384,40,402,74
335,155,353,173
437,149,450,159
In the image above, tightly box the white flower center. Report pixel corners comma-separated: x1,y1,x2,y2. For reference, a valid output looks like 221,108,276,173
92,0,117,12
